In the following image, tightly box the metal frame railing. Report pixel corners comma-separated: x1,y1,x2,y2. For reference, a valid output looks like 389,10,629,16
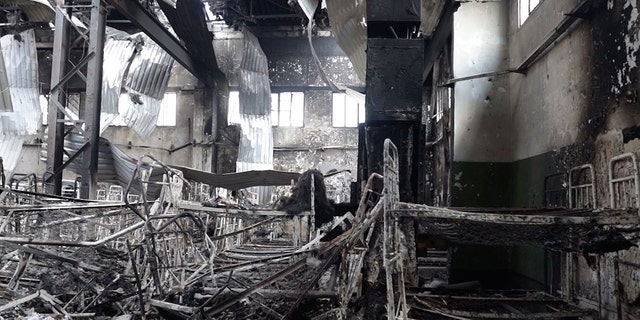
609,153,640,209
569,164,596,209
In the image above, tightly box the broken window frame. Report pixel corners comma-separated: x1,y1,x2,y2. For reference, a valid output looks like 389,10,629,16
227,90,241,125
331,92,364,128
519,0,542,26
271,91,304,128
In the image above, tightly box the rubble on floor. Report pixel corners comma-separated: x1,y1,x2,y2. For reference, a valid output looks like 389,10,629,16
0,163,382,319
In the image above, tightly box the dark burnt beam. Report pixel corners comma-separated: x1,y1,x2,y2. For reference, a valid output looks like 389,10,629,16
46,6,71,195
259,37,346,57
81,0,106,199
423,0,457,83
105,0,212,86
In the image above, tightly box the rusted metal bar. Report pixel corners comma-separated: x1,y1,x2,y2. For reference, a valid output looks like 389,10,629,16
0,221,145,247
127,240,146,319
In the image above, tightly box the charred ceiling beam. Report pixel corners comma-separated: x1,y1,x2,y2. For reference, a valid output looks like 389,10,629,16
105,0,213,86
156,0,226,85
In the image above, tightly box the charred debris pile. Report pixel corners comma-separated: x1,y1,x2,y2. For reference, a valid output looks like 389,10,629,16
0,165,384,319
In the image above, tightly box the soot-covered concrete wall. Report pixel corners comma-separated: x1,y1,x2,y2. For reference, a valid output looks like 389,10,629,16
214,34,363,203
452,0,640,316
268,46,363,203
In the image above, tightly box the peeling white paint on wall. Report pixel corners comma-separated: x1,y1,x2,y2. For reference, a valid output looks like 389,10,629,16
612,0,640,94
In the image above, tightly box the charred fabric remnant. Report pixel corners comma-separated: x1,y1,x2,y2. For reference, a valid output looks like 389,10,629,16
277,169,334,227
276,169,356,241
277,169,334,226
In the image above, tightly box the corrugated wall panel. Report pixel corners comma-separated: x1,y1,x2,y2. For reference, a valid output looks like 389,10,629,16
237,115,273,164
102,36,137,115
0,46,11,111
0,135,24,181
0,29,41,135
239,30,271,116
115,34,174,139
325,0,367,82
6,0,55,23
125,34,174,99
236,30,274,204
119,93,162,139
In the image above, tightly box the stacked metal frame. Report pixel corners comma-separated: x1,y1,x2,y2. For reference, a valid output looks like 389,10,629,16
120,33,174,139
0,29,41,135
99,30,139,132
236,30,273,204
566,164,596,304
543,172,568,207
325,0,367,82
569,164,596,208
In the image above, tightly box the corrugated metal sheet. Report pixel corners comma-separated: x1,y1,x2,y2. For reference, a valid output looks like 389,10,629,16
125,34,174,99
113,33,174,139
236,30,274,204
239,30,271,116
102,35,138,115
40,133,163,198
119,92,162,139
237,115,273,164
4,0,55,23
237,114,273,204
0,45,11,111
0,29,41,135
60,133,118,183
110,143,163,198
325,0,367,82
236,115,273,203
0,135,24,181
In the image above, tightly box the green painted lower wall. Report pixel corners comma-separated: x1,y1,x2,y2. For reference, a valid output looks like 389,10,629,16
449,151,564,289
451,161,512,207
452,151,562,208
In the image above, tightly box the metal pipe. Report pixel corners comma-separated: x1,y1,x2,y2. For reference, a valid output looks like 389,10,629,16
0,221,145,246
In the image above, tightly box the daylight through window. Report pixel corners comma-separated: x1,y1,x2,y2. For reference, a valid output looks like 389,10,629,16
271,92,304,127
519,0,542,25
332,92,364,127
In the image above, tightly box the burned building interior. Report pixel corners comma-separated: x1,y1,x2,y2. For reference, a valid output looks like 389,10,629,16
4,0,640,318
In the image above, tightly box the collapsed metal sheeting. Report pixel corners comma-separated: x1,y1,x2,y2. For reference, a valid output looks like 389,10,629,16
120,33,175,139
325,0,367,83
0,29,41,135
100,30,139,124
237,30,274,204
